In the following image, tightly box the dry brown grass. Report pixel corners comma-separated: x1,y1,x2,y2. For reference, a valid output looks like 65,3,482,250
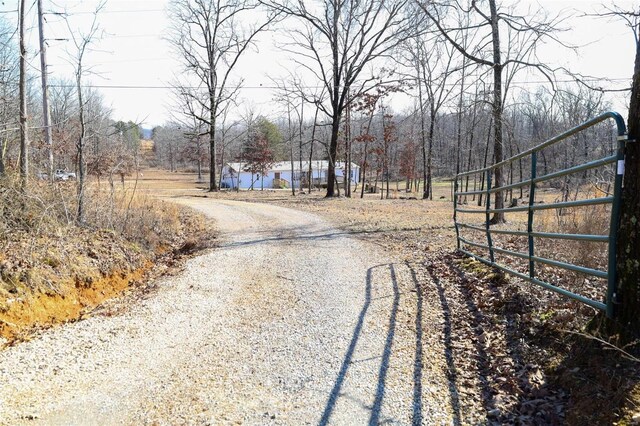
0,173,216,343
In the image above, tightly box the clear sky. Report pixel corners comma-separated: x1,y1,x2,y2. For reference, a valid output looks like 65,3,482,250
3,0,638,128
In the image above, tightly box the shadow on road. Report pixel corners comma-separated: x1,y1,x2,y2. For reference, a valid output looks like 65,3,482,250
318,265,375,426
405,263,427,426
369,264,400,425
319,263,425,426
220,225,421,249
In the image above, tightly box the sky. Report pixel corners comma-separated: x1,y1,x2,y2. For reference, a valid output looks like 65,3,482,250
2,0,638,128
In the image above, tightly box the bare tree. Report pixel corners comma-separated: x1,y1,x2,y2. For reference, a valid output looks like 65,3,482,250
0,16,19,177
217,106,244,189
169,0,278,192
64,3,105,222
590,4,640,343
49,78,78,170
37,0,54,181
272,78,309,195
169,85,209,180
402,32,459,199
419,0,567,222
616,5,640,343
153,124,183,172
264,0,415,197
18,0,29,191
352,89,386,198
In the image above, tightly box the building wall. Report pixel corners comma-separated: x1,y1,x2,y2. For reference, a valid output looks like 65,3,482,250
221,165,360,190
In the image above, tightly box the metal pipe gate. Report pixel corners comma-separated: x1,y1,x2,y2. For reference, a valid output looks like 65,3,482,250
453,112,628,318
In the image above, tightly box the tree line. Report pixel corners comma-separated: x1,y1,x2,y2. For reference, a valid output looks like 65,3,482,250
0,5,143,223
155,82,616,199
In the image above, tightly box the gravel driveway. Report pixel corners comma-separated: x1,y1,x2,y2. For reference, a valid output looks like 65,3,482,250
0,198,452,425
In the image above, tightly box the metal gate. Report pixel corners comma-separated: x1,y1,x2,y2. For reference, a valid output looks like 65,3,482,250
453,112,627,318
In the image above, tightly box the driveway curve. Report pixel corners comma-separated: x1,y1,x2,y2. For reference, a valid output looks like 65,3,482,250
0,198,450,425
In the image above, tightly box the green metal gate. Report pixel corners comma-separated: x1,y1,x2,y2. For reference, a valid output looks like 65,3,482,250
453,112,628,318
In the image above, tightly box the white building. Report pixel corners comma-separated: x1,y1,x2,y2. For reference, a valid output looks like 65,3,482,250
220,161,360,190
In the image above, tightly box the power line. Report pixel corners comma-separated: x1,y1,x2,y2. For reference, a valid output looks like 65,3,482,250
45,77,631,91
46,8,165,16
109,33,162,39
48,56,173,66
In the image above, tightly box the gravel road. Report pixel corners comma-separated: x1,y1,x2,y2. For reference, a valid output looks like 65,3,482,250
0,198,452,425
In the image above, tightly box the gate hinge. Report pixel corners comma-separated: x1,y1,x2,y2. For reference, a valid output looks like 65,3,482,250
612,292,621,305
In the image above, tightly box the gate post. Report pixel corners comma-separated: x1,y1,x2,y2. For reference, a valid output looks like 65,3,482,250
528,151,537,279
485,169,495,263
454,177,461,250
607,126,628,318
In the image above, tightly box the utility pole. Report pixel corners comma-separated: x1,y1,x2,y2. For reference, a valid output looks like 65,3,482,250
345,89,351,197
19,0,29,191
37,0,54,181
298,90,304,191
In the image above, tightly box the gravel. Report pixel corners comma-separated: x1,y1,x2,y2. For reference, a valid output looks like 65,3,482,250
0,198,453,425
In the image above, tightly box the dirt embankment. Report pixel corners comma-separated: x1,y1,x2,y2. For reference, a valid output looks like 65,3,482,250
0,193,215,345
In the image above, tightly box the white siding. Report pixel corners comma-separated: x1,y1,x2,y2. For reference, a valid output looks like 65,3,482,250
221,162,360,189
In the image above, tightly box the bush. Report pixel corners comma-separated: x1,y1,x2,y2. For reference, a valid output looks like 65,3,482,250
0,174,196,252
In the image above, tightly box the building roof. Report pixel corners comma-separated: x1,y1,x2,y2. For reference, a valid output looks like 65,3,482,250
225,161,359,173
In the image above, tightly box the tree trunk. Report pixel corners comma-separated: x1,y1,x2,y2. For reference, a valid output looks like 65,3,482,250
19,0,29,192
299,92,304,191
75,64,87,223
465,133,475,202
345,100,352,198
613,19,640,342
287,103,296,196
360,156,367,199
308,112,317,193
326,3,340,198
343,101,349,196
426,109,436,200
519,157,524,199
38,0,54,182
489,0,505,224
326,114,340,197
290,149,296,195
418,77,428,200
373,171,379,194
217,135,224,188
386,160,390,199
208,105,218,191
478,119,492,207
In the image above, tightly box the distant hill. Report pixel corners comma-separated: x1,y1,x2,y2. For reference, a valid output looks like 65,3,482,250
139,139,157,168
140,127,153,140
